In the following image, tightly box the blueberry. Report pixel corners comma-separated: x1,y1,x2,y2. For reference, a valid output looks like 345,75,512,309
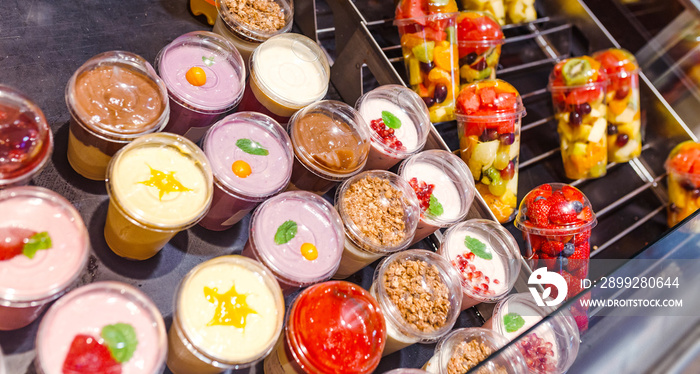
562,243,575,257
571,200,583,213
556,257,569,268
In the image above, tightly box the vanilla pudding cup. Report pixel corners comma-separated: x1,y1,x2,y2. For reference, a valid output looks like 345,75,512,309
104,133,213,260
66,51,169,180
0,187,89,331
370,249,463,356
199,112,293,231
243,191,344,294
355,85,430,170
439,219,521,310
167,255,284,373
399,150,476,244
155,31,245,142
237,33,330,124
332,170,421,279
35,282,167,374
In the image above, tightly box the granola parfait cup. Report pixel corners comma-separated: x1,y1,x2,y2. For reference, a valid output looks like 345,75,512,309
333,170,421,279
355,85,431,171
456,11,504,87
438,219,521,310
422,328,527,374
370,249,463,356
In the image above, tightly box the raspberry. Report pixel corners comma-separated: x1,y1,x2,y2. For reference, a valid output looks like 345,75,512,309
62,334,122,374
370,118,406,151
0,227,36,261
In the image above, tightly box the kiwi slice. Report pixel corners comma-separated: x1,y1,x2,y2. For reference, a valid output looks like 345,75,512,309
562,58,594,86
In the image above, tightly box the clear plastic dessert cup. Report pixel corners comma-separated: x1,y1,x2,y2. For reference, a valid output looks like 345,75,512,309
242,191,344,294
0,86,53,188
199,112,293,231
35,282,167,374
438,219,521,310
548,56,609,180
485,293,580,374
355,84,431,170
237,33,330,124
665,141,700,227
333,170,421,279
398,150,476,244
263,281,386,374
456,79,525,223
370,249,463,356
167,255,284,373
456,11,504,87
104,133,213,260
0,187,89,331
213,0,293,71
422,328,528,374
287,100,371,195
155,31,245,142
66,51,170,180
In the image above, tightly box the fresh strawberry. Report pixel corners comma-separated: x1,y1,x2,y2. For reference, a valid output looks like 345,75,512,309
572,264,589,280
523,186,552,207
528,198,551,226
541,240,564,256
567,242,589,272
563,272,583,299
62,335,121,374
548,199,578,225
0,227,36,261
574,312,589,332
574,229,591,245
561,185,584,202
577,206,593,223
538,252,557,269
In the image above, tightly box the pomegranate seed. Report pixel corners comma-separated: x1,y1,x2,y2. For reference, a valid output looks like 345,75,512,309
371,118,405,151
493,279,500,284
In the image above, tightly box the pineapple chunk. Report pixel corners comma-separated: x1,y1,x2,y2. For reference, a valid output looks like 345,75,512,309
587,117,607,143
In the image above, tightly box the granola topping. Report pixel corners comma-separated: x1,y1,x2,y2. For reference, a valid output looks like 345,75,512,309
447,339,507,374
223,0,286,33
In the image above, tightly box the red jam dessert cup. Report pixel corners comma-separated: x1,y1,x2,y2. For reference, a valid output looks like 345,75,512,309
666,141,700,227
456,11,504,87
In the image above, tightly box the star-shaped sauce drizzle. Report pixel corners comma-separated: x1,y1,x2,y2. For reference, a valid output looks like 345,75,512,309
203,284,257,328
138,166,192,200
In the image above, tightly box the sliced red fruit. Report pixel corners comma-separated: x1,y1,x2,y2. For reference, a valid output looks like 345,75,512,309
0,227,36,261
456,89,480,114
479,87,497,106
63,334,122,374
493,92,517,110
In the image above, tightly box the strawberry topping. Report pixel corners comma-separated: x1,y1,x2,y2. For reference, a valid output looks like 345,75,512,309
0,227,36,261
62,335,122,374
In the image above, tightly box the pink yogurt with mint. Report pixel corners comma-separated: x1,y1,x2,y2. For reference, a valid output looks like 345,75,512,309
199,112,293,231
155,31,245,142
243,191,344,294
0,187,88,330
36,282,167,374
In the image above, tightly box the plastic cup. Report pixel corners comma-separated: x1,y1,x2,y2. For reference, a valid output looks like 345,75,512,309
65,51,169,180
485,293,580,374
355,85,431,170
665,141,700,227
333,170,421,279
237,33,330,124
213,0,293,71
0,86,53,188
104,133,213,260
422,328,528,374
35,282,167,374
438,219,521,310
370,249,463,355
398,150,476,244
456,79,525,223
242,191,344,294
0,187,89,331
548,56,609,180
263,281,386,374
167,255,284,373
155,31,245,142
199,112,293,231
593,48,642,163
456,12,504,87
287,100,371,195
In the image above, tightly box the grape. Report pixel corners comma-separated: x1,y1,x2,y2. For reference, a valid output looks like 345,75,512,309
488,179,507,196
615,86,630,100
493,151,510,170
419,61,434,73
577,103,591,115
434,84,447,103
616,133,629,147
607,124,618,135
473,59,487,71
500,161,516,180
499,133,515,145
422,96,435,108
569,111,582,125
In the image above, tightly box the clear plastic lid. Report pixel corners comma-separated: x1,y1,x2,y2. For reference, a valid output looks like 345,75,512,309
665,140,700,181
514,183,597,236
548,56,608,90
456,79,526,121
456,11,505,46
216,0,293,43
430,328,527,374
592,48,639,77
394,0,459,22
155,31,245,113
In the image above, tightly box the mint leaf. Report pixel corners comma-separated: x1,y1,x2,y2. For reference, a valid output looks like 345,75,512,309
464,235,492,260
101,323,138,363
236,138,269,156
202,56,215,66
22,232,52,259
503,313,526,333
427,195,443,217
274,220,297,245
381,110,401,129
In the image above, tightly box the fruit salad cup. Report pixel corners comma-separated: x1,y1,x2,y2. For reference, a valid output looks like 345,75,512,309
456,79,525,223
456,12,504,87
395,0,460,123
593,48,642,163
666,141,700,227
549,56,609,180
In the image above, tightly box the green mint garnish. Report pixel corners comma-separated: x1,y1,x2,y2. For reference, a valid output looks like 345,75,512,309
503,313,526,333
101,323,138,363
274,220,297,245
236,138,269,156
427,195,444,217
202,56,215,66
464,235,492,260
381,110,401,129
22,232,52,259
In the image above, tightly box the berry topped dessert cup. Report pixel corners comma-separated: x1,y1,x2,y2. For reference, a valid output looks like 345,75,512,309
666,141,700,227
456,79,525,223
395,0,460,123
355,85,431,170
593,48,642,163
0,86,53,188
456,12,504,87
549,56,609,180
